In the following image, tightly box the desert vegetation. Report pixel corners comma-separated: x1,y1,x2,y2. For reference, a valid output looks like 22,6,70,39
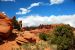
17,24,75,50
49,25,75,50
12,16,22,31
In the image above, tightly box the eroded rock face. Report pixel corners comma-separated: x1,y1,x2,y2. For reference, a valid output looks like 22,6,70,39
0,13,13,39
16,31,40,45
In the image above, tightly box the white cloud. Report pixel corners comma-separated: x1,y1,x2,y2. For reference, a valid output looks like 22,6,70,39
1,0,15,2
50,0,64,5
28,2,41,9
2,12,6,15
18,14,75,27
16,8,30,15
16,2,41,15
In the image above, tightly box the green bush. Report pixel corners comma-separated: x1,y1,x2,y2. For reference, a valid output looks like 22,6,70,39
12,16,21,31
39,33,50,41
50,25,74,50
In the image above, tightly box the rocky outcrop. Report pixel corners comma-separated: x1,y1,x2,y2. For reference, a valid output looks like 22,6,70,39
0,13,13,39
23,24,65,31
23,24,65,34
16,31,40,45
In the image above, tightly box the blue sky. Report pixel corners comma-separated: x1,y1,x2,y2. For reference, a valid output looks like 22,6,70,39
0,0,75,17
0,0,75,27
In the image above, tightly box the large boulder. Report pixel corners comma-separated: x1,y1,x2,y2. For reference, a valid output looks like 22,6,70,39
0,13,13,39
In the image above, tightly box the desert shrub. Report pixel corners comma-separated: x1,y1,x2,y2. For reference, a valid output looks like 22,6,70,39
39,33,50,41
22,41,50,50
35,41,48,50
50,25,74,50
22,43,32,50
12,16,21,31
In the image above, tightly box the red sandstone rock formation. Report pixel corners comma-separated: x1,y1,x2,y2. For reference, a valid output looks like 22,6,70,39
16,31,40,45
0,13,13,39
27,24,65,34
